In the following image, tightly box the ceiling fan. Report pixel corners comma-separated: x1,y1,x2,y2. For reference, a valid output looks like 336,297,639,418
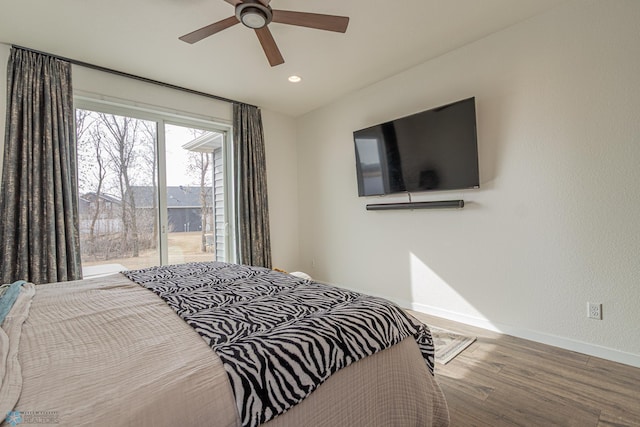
179,0,350,67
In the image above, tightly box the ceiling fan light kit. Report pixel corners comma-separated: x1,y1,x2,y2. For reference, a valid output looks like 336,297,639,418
180,0,349,67
236,0,272,29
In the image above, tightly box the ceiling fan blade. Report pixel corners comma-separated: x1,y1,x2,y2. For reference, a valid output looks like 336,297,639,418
179,16,239,44
254,27,284,67
271,10,349,33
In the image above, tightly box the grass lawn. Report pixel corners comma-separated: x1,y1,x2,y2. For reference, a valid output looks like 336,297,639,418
82,231,216,271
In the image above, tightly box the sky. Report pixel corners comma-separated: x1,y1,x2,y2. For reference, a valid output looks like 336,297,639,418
76,111,221,193
165,123,202,187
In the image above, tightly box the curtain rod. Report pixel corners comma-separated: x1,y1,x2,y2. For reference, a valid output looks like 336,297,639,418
11,44,257,109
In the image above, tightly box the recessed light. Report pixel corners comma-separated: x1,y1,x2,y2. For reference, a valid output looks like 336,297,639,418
288,75,302,83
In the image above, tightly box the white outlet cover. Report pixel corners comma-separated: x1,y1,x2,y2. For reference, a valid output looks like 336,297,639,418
587,303,602,320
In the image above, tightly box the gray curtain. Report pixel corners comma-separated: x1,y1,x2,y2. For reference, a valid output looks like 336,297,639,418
233,103,272,268
0,47,81,284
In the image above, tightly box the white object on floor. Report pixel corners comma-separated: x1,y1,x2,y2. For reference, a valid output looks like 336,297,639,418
290,271,312,280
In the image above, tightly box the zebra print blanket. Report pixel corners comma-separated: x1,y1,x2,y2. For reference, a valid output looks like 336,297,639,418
123,262,435,427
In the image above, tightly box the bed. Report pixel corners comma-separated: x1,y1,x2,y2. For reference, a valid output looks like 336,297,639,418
1,262,449,426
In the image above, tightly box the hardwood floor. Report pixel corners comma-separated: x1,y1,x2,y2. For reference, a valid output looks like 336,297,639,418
408,311,640,427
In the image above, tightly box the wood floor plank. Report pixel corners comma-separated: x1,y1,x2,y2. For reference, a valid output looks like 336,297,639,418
495,364,604,417
447,349,505,375
486,381,600,427
409,311,640,426
499,363,640,420
435,365,495,401
587,356,640,391
598,409,640,427
439,382,505,427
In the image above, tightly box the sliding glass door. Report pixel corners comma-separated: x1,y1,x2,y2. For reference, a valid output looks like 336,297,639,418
75,100,233,276
164,123,228,265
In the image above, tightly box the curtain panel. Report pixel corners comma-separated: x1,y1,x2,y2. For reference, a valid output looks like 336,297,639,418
0,47,81,284
233,103,272,268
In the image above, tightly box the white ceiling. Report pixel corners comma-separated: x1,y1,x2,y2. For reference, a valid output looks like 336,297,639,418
0,0,565,117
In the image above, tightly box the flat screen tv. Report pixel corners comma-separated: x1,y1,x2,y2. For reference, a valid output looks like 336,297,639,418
353,97,479,197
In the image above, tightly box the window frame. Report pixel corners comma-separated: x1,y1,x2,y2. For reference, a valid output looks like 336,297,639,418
73,95,236,266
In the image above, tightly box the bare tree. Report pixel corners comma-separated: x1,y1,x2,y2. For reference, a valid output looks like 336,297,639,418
76,108,162,262
140,121,158,244
76,110,110,258
99,113,141,258
76,109,96,195
75,109,91,143
88,129,108,256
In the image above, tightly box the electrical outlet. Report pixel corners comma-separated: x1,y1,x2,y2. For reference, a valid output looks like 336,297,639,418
587,303,602,320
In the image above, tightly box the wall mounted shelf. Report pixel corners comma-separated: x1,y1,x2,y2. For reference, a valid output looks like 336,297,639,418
366,200,464,211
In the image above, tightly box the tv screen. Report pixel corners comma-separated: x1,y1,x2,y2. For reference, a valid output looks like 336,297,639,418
353,97,479,197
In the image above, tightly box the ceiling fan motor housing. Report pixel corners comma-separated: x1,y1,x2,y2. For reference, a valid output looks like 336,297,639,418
236,0,273,29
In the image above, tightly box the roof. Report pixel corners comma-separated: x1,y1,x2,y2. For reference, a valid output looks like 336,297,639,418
129,186,211,209
80,192,122,204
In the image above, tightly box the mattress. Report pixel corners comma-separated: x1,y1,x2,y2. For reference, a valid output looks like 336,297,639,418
1,267,449,426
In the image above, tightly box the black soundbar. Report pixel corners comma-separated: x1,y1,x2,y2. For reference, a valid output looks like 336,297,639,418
366,200,464,211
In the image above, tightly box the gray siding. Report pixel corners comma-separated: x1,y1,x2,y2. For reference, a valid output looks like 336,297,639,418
213,148,226,261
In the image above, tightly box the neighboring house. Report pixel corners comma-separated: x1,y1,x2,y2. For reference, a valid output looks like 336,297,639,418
78,192,123,234
80,187,213,234
80,182,223,259
78,186,219,260
129,185,213,233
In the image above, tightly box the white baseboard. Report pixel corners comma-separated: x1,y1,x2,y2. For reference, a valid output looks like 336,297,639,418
410,302,640,369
